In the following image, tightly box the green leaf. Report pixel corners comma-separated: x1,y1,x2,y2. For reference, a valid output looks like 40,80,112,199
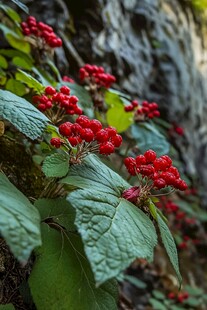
148,199,158,220
0,24,30,54
42,153,69,178
184,297,202,307
152,290,165,300
185,285,203,296
58,82,94,118
131,123,170,156
10,0,29,14
0,173,41,262
149,298,167,310
29,224,118,310
104,89,124,108
15,70,45,93
5,78,27,96
0,305,15,310
0,89,49,140
12,56,33,70
157,214,182,285
0,4,21,22
0,55,8,69
0,49,33,61
35,198,76,231
66,155,157,285
124,275,147,289
106,105,134,133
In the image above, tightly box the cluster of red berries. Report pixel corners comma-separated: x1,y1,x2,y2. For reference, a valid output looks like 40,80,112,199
21,16,62,48
168,291,189,303
50,115,122,156
32,85,82,115
125,100,160,119
124,150,188,191
79,64,116,88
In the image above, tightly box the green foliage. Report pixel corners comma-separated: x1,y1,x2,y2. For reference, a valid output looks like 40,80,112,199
191,0,207,10
157,214,182,285
65,155,157,285
0,4,21,22
5,78,27,96
10,0,29,14
42,153,70,178
15,70,45,92
131,122,170,156
35,198,76,231
29,224,118,310
0,24,30,53
0,90,49,139
0,173,41,261
0,305,15,310
105,89,133,132
0,55,8,69
12,56,33,70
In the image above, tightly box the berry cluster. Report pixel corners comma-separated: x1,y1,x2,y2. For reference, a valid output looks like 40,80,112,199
124,150,188,191
79,64,116,89
125,100,160,120
21,16,62,48
168,291,189,303
32,85,82,121
50,116,122,161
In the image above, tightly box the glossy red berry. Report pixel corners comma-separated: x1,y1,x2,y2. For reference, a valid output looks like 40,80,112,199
96,129,109,143
124,157,136,167
81,128,94,142
60,86,70,95
144,149,157,163
76,115,90,128
99,142,115,155
135,155,146,166
110,134,122,147
89,119,102,133
68,136,79,147
106,126,117,137
154,178,166,189
59,122,72,137
50,137,62,148
153,158,169,171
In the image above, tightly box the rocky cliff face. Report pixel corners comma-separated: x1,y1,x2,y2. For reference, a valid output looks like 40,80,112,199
26,0,207,204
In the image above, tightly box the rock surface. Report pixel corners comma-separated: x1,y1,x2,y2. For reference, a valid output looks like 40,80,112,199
26,0,207,204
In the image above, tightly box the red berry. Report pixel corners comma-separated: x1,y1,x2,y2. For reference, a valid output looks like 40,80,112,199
81,128,94,142
160,172,176,186
154,178,166,189
132,100,138,107
50,137,62,148
142,107,150,114
168,292,175,299
89,119,102,133
124,105,134,112
139,165,155,176
59,122,72,137
74,106,83,115
68,136,79,147
76,115,90,128
124,157,136,168
69,96,79,104
148,113,154,119
99,142,115,155
60,86,70,95
160,155,172,167
71,123,83,135
106,126,117,137
144,149,157,163
175,179,188,191
153,110,160,117
110,134,122,147
45,100,52,109
45,86,56,95
32,95,40,104
135,155,146,166
96,129,109,143
153,158,169,171
167,166,180,178
142,101,149,107
37,103,47,111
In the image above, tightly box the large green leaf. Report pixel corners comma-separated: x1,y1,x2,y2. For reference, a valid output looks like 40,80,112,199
106,105,133,133
15,70,45,93
0,55,8,69
131,123,170,156
64,155,157,285
12,56,33,70
0,24,30,54
58,82,94,118
0,4,21,22
5,78,27,96
0,173,41,261
42,153,70,178
157,214,182,285
35,198,76,231
0,90,49,140
29,224,118,310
